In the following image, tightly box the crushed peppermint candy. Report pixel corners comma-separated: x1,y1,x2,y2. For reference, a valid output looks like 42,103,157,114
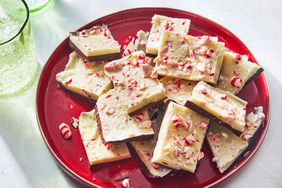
165,135,199,164
171,114,183,128
221,94,227,100
221,132,229,138
185,134,196,145
121,178,130,188
134,112,144,122
230,76,242,88
142,120,152,129
151,163,161,169
140,64,153,78
104,143,115,150
241,133,253,141
150,68,158,78
198,151,205,160
71,117,79,128
59,123,72,140
210,132,221,142
106,107,115,115
171,114,192,130
198,120,209,130
65,79,72,86
104,61,123,72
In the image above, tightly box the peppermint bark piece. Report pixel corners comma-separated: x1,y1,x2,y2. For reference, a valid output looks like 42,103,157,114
129,113,171,178
155,31,225,84
122,30,149,56
159,77,197,105
216,50,263,94
69,25,120,61
186,81,247,132
129,140,171,178
104,51,166,115
207,106,265,173
56,52,112,100
146,14,191,56
78,110,131,166
206,123,248,173
95,88,154,143
152,101,209,173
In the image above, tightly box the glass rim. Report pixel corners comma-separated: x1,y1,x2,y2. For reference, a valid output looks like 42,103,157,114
0,0,29,46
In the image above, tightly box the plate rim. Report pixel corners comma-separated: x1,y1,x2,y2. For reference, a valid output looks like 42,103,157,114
36,7,270,188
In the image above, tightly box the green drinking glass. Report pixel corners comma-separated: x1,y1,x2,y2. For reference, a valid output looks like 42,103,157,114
0,0,38,97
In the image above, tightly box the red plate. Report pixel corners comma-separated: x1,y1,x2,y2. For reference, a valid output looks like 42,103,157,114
36,8,269,188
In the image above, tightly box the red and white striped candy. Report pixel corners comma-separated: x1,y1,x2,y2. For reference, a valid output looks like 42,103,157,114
185,134,196,145
135,112,144,122
59,123,72,140
171,114,183,128
198,120,209,130
211,132,221,142
198,151,205,160
121,178,130,188
241,133,253,141
151,163,161,169
104,143,115,150
230,76,242,88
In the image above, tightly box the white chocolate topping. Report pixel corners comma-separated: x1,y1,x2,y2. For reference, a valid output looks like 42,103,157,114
123,30,149,56
104,51,166,114
146,14,191,55
130,139,171,177
70,25,120,57
206,123,248,173
188,81,247,132
216,50,261,94
96,88,154,143
241,106,265,141
154,31,225,84
159,77,197,105
56,52,112,100
152,101,209,172
78,110,130,165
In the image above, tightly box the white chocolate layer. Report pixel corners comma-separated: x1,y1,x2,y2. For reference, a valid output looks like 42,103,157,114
56,52,112,100
70,25,120,57
216,50,262,94
188,81,247,132
104,51,166,114
96,88,154,143
206,123,248,173
152,101,209,172
155,31,225,84
240,106,265,141
146,14,191,55
123,30,149,56
78,110,131,165
130,139,171,177
159,77,197,105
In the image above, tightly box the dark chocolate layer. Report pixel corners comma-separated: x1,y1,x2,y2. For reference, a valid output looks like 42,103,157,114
128,97,167,116
127,143,167,178
237,67,264,94
145,53,157,58
185,100,241,135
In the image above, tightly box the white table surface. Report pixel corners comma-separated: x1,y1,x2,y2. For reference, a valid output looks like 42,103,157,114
0,0,282,187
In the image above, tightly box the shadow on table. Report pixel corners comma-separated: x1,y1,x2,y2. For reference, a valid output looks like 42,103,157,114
0,68,82,187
